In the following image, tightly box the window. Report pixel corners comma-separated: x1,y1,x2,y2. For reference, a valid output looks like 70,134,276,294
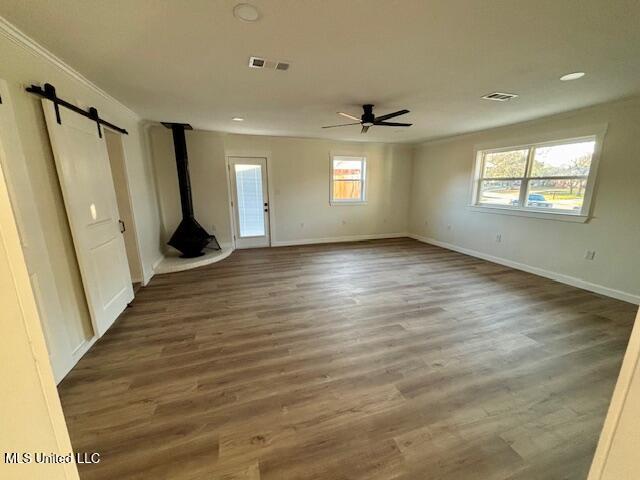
473,137,598,217
331,156,366,204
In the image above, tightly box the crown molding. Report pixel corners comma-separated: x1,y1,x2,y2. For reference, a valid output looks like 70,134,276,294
0,15,140,120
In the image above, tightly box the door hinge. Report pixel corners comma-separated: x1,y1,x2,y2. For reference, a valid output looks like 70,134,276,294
119,219,126,233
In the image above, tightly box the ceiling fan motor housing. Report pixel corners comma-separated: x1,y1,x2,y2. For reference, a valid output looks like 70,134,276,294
362,104,375,126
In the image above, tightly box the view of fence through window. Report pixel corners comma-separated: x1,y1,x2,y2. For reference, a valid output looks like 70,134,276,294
476,139,596,213
234,164,265,237
332,156,365,202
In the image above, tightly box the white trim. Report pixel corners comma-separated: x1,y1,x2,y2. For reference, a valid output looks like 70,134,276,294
225,152,274,248
0,16,140,119
70,335,98,364
588,309,640,479
466,205,589,223
408,233,640,305
330,153,367,205
144,254,164,286
272,232,407,247
469,127,607,220
103,128,146,284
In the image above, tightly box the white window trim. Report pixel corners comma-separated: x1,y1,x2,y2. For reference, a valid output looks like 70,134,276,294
468,125,607,223
330,154,367,205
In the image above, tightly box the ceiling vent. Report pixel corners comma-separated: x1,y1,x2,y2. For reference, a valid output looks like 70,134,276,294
248,56,265,68
482,92,519,101
248,56,290,71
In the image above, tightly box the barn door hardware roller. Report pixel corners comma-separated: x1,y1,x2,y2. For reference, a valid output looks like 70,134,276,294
25,83,128,135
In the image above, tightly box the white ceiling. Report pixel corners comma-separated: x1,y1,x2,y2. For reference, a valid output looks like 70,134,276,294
2,0,640,143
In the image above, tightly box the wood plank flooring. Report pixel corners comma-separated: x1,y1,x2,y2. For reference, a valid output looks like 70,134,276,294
58,238,638,480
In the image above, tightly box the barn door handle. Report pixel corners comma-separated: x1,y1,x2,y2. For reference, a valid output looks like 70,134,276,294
119,219,126,233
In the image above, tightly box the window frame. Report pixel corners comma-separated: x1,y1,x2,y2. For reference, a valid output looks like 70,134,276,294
330,154,367,205
470,129,606,222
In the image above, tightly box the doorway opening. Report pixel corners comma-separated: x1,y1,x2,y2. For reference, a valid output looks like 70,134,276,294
104,129,144,288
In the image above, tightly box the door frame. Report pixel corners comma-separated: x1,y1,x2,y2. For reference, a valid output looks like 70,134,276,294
103,127,144,284
225,152,275,249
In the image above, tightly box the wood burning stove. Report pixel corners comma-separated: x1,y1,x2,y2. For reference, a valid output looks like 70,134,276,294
162,122,220,258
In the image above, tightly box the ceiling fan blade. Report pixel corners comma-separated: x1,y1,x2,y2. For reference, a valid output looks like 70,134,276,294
374,121,413,127
361,125,370,134
374,109,410,122
338,112,361,121
322,122,361,129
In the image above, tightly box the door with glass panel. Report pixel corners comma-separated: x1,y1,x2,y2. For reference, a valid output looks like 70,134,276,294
229,157,270,248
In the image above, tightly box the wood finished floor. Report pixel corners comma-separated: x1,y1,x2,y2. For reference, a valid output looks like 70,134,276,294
58,238,638,480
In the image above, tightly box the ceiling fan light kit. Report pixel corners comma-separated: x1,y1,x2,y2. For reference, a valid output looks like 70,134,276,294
323,104,412,134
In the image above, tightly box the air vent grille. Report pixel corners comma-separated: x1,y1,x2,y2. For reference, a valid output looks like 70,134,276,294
248,56,290,71
248,56,265,68
482,92,519,101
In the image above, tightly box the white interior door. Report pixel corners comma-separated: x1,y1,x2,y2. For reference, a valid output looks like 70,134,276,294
229,157,270,248
42,100,133,337
0,80,79,383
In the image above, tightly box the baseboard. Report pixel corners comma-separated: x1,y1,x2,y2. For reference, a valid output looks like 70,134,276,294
271,232,408,247
409,233,640,305
55,334,98,384
141,255,164,286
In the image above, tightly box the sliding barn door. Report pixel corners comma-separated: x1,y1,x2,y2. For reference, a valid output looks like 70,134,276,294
42,100,133,337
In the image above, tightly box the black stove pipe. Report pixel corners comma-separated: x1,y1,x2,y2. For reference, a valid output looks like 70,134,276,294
162,122,220,258
167,123,195,218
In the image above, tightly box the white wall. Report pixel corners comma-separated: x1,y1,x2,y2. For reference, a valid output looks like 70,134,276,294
0,27,163,355
0,152,79,480
150,127,413,248
408,96,640,303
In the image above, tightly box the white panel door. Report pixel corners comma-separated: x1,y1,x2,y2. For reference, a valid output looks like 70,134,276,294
229,157,270,248
0,80,77,383
42,100,133,337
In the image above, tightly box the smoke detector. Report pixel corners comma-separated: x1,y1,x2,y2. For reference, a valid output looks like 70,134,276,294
233,3,260,22
482,92,519,102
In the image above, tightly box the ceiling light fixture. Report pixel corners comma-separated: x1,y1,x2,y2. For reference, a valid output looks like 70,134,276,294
560,72,585,81
232,117,244,122
233,3,260,22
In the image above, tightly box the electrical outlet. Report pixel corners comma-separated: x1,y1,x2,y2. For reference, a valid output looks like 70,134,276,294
496,233,502,243
584,250,596,260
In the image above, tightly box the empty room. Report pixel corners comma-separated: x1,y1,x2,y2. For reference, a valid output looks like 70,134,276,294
1,1,640,479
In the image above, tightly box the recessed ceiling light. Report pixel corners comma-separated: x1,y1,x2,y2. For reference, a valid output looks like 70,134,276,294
560,72,585,81
232,117,244,122
233,3,260,22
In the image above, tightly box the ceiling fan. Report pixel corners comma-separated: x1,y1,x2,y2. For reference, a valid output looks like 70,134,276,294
323,104,412,134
